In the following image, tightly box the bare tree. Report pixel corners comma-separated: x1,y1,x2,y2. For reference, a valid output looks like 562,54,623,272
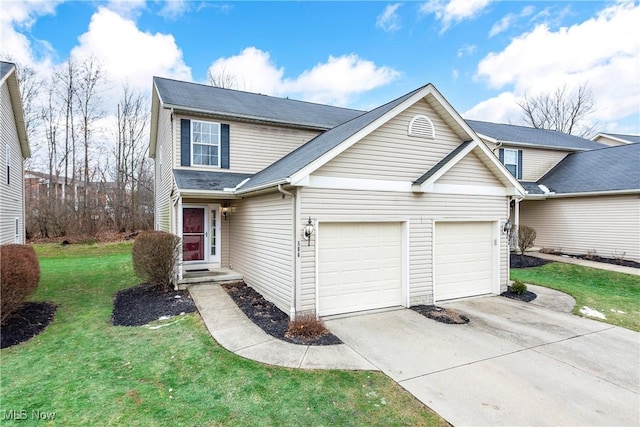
517,83,596,137
208,66,244,89
54,59,78,190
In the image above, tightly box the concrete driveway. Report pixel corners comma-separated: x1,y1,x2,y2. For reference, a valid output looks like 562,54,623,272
325,297,639,426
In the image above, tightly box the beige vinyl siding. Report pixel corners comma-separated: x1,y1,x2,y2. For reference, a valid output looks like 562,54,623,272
520,195,640,262
0,81,25,244
314,100,464,181
174,114,320,174
298,187,509,311
484,141,571,181
437,152,503,185
594,136,627,146
155,108,174,232
229,191,293,313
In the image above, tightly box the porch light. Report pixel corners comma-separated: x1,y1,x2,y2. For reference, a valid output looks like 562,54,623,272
502,218,512,235
222,206,229,220
304,217,314,246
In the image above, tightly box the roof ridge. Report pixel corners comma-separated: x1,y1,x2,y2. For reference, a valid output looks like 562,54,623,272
153,75,365,114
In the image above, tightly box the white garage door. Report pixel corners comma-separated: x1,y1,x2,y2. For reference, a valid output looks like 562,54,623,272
318,222,403,316
435,222,495,301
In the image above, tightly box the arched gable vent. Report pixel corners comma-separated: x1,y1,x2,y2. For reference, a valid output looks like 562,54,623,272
408,114,435,139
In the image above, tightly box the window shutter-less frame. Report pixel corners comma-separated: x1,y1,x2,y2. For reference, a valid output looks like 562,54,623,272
180,119,191,166
221,124,230,169
517,149,523,179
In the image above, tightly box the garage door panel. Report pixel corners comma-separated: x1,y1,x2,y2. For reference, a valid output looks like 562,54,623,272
319,222,403,316
435,222,495,302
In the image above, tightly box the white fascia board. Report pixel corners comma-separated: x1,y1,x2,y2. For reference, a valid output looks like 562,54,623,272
430,183,509,197
289,86,438,185
149,85,161,159
235,178,291,195
474,133,499,144
308,175,413,192
544,189,640,198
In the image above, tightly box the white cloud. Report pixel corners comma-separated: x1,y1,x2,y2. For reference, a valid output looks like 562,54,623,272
457,44,476,58
420,0,493,32
70,7,192,94
207,47,400,106
158,0,190,20
376,3,402,32
470,2,640,125
463,92,520,124
106,0,147,19
489,5,536,38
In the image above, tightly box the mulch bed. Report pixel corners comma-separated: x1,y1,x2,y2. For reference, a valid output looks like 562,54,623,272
221,282,342,346
111,284,197,326
510,254,552,268
1,302,57,349
555,252,640,269
500,288,537,303
410,305,470,324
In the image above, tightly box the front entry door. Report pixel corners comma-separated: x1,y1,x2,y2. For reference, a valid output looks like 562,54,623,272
182,204,221,266
183,207,206,262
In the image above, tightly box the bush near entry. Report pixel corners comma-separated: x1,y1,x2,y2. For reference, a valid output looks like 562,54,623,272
132,231,181,292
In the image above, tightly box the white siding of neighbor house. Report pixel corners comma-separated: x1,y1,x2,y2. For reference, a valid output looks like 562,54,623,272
298,187,509,312
593,136,628,147
174,114,320,174
520,195,640,262
484,141,571,182
0,81,25,244
229,191,294,313
154,108,174,232
314,100,465,181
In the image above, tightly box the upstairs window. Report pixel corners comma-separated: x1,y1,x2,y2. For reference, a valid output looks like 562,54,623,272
191,120,220,167
499,148,523,179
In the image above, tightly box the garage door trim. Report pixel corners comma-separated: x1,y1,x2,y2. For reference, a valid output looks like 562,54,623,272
315,219,409,316
432,219,500,302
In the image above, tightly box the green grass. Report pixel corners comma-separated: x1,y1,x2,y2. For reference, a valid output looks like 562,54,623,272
511,262,640,331
1,242,446,426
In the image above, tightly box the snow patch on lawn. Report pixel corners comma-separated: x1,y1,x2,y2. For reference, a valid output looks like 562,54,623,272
579,306,606,320
610,309,626,314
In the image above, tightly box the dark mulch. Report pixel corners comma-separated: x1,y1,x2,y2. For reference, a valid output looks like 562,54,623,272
563,253,640,269
501,288,537,303
410,305,470,324
510,254,552,268
1,302,57,349
111,284,197,326
221,282,342,346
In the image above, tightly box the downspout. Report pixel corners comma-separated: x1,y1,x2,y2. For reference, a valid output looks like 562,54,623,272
278,184,297,319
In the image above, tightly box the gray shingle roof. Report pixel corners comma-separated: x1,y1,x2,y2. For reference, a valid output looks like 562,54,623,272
520,181,545,195
599,133,640,144
539,143,640,194
413,141,472,185
173,169,252,192
154,77,364,130
466,119,606,151
0,61,15,81
239,86,426,192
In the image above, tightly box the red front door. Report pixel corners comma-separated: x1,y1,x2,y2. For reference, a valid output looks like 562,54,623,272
182,207,205,262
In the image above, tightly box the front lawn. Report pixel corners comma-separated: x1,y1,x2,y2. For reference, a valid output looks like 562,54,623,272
0,242,446,426
511,262,640,331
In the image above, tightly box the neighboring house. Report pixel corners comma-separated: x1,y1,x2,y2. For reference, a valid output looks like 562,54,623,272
592,132,640,146
0,61,30,244
150,77,523,317
468,120,640,262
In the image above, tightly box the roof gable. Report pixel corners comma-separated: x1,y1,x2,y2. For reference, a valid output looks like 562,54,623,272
592,132,640,145
467,119,606,151
539,143,640,194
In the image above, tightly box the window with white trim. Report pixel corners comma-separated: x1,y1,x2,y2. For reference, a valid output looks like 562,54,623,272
191,120,220,167
14,218,20,243
6,145,11,185
503,148,518,178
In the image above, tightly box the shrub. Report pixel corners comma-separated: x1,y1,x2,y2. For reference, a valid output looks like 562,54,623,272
510,280,528,295
1,244,41,324
285,313,329,341
132,231,181,292
518,225,537,255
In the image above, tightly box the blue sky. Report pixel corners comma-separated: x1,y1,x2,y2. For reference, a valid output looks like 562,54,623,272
2,0,639,137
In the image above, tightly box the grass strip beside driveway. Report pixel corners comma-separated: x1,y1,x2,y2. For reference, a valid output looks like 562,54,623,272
511,262,640,332
0,243,446,426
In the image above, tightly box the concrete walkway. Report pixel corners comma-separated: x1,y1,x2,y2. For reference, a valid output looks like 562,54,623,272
189,284,376,371
527,251,640,276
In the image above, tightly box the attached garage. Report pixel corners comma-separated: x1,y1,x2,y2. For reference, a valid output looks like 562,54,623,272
317,222,404,316
434,221,496,301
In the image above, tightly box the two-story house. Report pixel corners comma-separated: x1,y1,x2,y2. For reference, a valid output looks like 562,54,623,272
150,77,524,318
468,120,640,262
0,61,30,245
